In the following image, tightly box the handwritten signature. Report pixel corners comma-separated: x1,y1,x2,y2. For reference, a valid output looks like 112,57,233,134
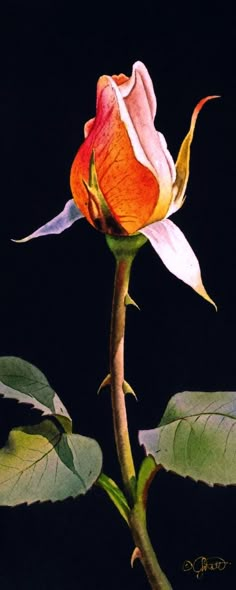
183,556,231,579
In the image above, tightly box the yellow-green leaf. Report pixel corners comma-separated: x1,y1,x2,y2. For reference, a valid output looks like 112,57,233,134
0,419,102,505
0,357,70,419
139,391,236,486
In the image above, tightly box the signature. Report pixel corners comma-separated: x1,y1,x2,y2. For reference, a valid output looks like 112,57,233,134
183,556,231,579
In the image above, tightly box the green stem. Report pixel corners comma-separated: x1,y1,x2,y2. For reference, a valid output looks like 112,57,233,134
130,505,172,590
107,235,172,590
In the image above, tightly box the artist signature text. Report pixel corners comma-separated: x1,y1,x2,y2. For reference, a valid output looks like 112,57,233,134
183,555,231,579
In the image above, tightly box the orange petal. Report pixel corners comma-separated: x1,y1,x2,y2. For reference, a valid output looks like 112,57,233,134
111,73,129,86
70,75,159,234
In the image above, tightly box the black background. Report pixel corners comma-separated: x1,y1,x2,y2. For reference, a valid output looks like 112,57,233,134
0,2,235,589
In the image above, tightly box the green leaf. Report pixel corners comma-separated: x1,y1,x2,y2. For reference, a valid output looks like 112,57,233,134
139,391,236,486
0,357,71,419
0,419,102,505
97,473,130,524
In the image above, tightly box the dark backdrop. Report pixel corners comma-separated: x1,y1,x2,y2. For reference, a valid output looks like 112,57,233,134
0,2,235,589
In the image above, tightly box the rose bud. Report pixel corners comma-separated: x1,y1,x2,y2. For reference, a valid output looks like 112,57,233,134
14,62,218,308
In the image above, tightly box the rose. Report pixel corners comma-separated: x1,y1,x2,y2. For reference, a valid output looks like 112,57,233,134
15,62,218,308
70,61,177,236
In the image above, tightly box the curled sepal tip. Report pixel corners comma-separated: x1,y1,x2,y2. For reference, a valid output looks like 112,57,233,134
141,219,217,310
171,95,220,214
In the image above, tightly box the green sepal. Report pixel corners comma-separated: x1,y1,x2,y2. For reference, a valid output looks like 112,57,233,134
97,473,130,525
83,151,111,220
89,150,100,190
84,152,125,235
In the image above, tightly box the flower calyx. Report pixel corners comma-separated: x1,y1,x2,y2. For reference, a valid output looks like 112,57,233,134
105,233,148,262
83,151,126,235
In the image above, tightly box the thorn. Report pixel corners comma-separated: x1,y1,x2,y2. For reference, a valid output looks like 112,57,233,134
125,293,140,310
123,380,138,401
97,374,111,395
131,547,142,568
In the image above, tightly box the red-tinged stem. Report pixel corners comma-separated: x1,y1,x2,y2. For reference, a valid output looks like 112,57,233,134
110,255,136,502
107,234,172,590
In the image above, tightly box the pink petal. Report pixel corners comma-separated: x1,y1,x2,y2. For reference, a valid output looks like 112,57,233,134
109,62,175,221
140,219,216,309
117,61,157,120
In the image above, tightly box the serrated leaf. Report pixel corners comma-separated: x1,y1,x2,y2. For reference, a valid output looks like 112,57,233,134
139,391,236,486
0,419,102,505
0,357,71,419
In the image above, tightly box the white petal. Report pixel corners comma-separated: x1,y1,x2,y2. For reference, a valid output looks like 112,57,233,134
12,199,84,243
158,132,176,183
109,76,155,177
111,66,174,188
140,219,216,309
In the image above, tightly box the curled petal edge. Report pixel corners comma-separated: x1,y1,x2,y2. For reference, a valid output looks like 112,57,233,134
140,219,217,310
168,95,220,217
12,199,84,243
